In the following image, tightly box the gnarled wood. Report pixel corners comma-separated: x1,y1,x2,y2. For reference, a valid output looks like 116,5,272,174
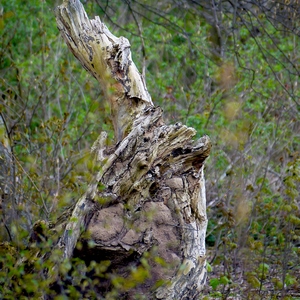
56,0,152,141
53,1,211,298
0,113,14,242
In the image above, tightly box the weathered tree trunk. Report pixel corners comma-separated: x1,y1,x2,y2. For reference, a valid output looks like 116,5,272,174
0,113,15,242
49,1,212,298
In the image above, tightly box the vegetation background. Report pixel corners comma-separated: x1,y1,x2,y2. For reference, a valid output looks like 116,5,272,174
0,0,299,298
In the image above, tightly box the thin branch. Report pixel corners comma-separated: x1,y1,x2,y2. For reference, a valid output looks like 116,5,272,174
125,0,147,78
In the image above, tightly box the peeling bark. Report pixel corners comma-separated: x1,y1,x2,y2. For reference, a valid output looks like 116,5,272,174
56,0,152,141
51,1,212,298
0,113,14,242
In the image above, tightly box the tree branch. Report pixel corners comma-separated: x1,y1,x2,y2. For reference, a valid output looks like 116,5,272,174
56,0,153,141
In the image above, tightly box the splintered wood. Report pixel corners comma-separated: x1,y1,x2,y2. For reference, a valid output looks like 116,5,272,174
55,1,211,298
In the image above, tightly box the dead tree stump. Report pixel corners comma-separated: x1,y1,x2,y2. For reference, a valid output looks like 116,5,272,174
53,1,211,298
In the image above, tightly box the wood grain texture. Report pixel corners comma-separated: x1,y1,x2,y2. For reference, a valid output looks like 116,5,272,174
54,1,211,298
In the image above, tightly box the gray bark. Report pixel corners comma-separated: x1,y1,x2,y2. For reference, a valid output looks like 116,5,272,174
0,113,14,242
44,1,212,298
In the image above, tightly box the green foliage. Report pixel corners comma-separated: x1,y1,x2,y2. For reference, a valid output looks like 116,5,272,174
1,0,113,227
0,0,299,298
209,275,231,290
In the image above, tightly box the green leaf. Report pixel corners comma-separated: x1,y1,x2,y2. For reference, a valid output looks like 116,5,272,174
247,274,261,288
206,262,213,272
210,278,220,290
219,276,230,285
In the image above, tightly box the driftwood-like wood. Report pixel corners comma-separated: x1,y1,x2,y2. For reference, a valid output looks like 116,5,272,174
54,0,211,299
56,0,152,142
0,113,14,242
